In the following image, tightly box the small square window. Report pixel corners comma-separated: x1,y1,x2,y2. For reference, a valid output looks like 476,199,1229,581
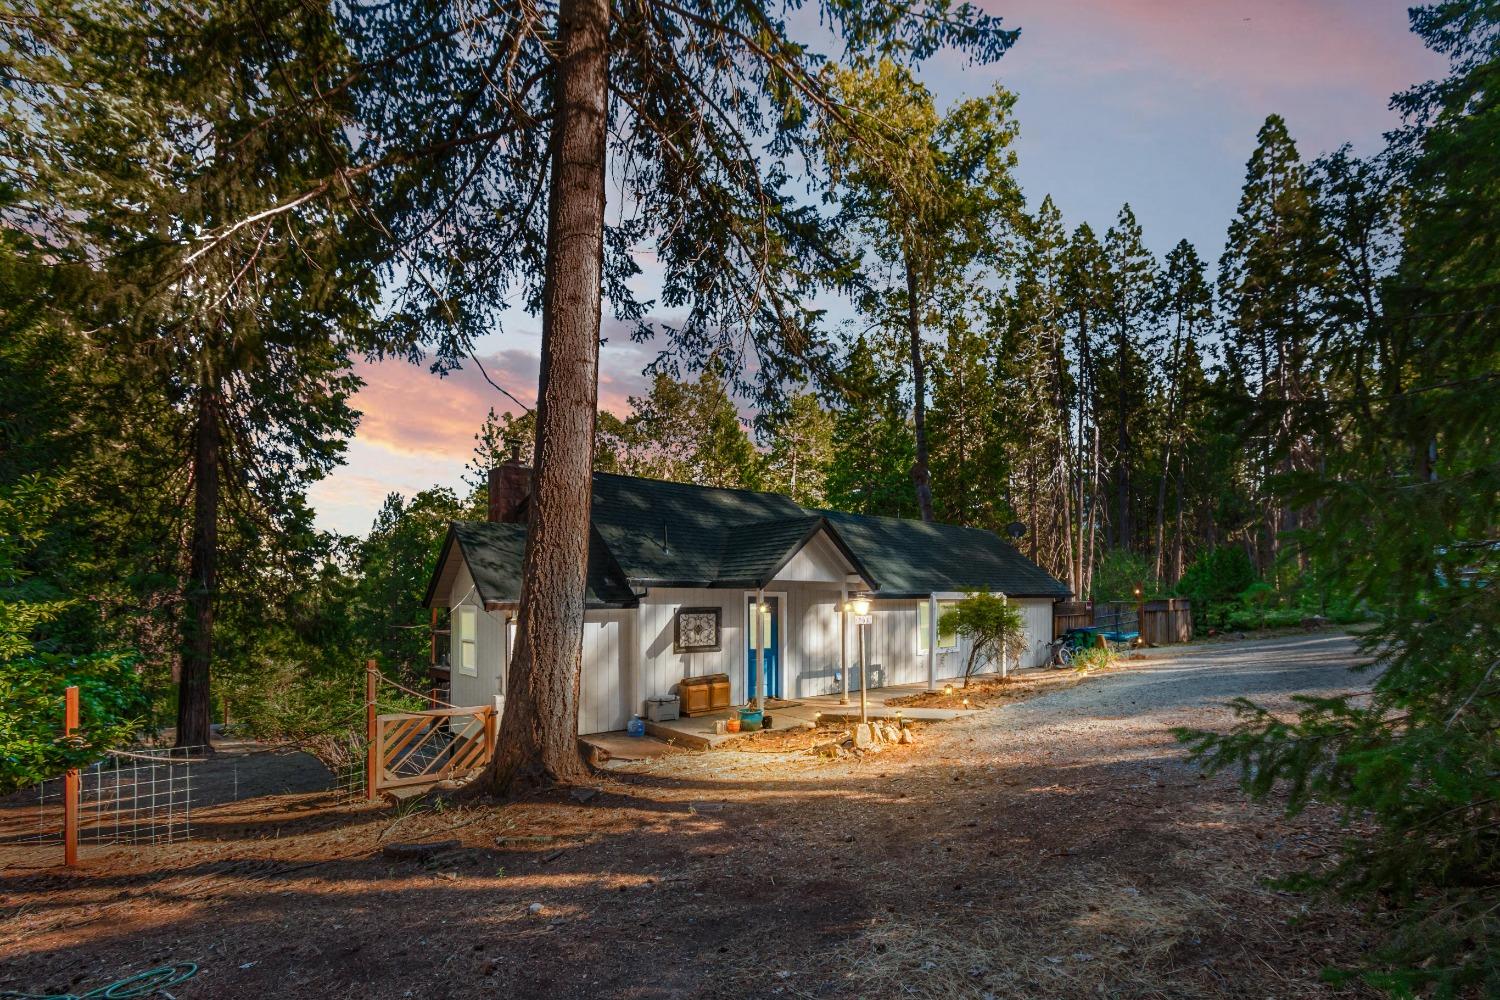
917,601,960,654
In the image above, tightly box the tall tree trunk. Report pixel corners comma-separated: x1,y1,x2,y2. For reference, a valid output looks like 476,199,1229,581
1153,316,1185,582
1115,324,1130,551
1172,469,1185,584
485,0,607,793
1086,421,1101,597
177,387,218,749
904,253,935,522
1075,308,1092,596
1059,444,1077,594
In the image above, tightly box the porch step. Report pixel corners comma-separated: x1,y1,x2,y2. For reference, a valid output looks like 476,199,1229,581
642,720,712,752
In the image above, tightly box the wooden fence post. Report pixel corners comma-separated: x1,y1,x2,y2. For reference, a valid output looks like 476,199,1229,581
63,685,79,867
365,661,378,802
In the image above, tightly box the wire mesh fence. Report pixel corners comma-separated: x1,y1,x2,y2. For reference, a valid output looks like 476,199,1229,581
5,746,203,849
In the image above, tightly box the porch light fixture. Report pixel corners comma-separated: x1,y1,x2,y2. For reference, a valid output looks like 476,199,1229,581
843,596,872,616
758,601,772,615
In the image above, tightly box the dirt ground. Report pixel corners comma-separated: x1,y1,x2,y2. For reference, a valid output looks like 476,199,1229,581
884,660,1130,710
0,633,1379,999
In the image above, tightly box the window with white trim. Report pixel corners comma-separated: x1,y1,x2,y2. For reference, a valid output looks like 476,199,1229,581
455,605,478,677
916,600,959,654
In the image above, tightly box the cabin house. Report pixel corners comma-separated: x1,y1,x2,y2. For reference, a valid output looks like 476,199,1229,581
422,462,1071,736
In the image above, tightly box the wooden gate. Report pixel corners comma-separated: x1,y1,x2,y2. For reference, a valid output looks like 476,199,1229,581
367,705,495,798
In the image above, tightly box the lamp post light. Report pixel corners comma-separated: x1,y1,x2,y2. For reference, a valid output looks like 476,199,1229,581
843,595,872,725
1133,583,1145,649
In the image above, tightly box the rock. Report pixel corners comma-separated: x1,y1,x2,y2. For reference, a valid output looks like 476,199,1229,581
899,728,915,745
569,786,600,804
527,902,545,917
382,839,460,861
853,723,875,748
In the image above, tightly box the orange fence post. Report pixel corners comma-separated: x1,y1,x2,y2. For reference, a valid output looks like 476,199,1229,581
365,661,378,801
63,685,79,867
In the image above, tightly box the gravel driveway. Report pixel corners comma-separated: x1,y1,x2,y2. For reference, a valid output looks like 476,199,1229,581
927,629,1376,783
995,630,1372,730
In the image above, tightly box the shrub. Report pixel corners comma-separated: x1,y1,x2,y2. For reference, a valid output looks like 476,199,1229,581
0,477,147,794
940,592,1028,685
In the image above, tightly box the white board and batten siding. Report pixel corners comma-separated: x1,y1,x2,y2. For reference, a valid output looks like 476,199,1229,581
578,611,635,735
447,562,639,735
446,563,505,712
781,585,843,698
857,595,1056,685
635,588,746,706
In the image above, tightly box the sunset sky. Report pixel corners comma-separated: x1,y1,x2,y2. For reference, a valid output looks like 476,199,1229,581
308,0,1446,537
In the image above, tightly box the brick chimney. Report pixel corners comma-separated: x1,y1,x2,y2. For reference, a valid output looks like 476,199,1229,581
487,442,532,523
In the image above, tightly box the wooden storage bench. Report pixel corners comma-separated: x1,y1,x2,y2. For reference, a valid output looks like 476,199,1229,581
677,673,731,716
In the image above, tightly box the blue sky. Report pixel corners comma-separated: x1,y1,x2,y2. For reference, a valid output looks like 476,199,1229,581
308,0,1446,537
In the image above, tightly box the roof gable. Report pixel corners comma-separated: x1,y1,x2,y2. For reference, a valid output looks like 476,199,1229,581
424,521,637,609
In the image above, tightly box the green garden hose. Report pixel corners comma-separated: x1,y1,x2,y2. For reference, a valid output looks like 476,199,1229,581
1,963,197,1000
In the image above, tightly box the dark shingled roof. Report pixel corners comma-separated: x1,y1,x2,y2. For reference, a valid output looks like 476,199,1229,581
428,471,1070,606
816,508,1071,599
431,521,637,608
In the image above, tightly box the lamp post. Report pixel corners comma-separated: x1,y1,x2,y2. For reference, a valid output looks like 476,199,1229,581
1133,582,1145,648
843,595,872,725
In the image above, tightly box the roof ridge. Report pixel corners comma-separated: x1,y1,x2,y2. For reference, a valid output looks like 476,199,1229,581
591,469,804,506
808,506,1003,536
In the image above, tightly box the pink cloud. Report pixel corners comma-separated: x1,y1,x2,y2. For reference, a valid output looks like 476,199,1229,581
989,0,1439,95
349,342,653,464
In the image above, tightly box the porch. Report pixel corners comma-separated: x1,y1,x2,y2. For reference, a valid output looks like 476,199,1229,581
636,681,978,751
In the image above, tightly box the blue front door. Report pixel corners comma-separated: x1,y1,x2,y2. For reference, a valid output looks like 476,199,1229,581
746,595,781,700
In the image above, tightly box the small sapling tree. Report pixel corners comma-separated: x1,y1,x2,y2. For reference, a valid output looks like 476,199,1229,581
941,592,1028,686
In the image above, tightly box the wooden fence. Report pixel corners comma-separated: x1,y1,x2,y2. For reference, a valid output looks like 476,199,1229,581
1141,599,1193,645
1052,599,1193,646
364,663,495,800
1053,602,1093,638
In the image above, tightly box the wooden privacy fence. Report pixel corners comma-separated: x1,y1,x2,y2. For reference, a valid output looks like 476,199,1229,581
1053,599,1193,645
1141,598,1193,645
365,663,495,800
1053,602,1093,637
